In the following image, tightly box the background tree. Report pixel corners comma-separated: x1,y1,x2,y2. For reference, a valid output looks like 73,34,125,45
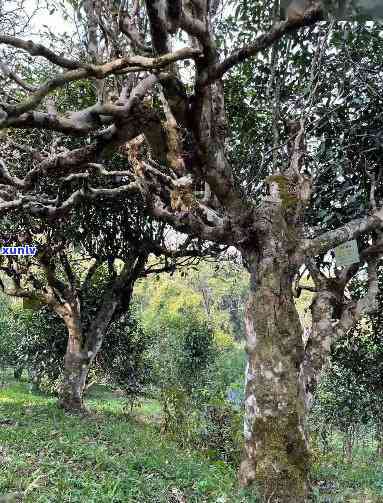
313,265,383,459
0,196,212,411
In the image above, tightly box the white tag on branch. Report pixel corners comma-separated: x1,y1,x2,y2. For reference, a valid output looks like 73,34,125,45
335,240,360,267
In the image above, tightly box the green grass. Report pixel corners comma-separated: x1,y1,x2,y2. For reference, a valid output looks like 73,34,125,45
0,375,256,502
1,372,383,502
310,434,383,503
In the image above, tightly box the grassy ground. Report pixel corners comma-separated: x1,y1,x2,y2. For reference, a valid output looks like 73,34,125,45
0,374,256,503
311,435,383,502
1,372,383,502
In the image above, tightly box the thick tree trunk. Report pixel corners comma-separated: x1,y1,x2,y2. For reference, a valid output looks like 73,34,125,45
239,202,310,502
59,321,89,412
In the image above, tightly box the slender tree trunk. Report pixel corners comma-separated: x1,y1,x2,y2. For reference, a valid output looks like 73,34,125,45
59,319,89,412
239,202,310,501
346,427,354,462
298,290,338,411
28,367,42,391
14,366,23,380
376,419,383,457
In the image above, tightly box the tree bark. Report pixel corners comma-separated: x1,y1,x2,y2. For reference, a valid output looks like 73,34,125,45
57,258,143,411
376,419,383,457
54,256,143,412
59,317,89,412
298,289,339,412
239,201,310,502
14,366,23,380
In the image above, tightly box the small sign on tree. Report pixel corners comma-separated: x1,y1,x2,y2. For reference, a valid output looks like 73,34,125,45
335,240,360,268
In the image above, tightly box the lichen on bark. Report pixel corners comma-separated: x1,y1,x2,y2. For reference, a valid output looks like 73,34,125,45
239,201,310,501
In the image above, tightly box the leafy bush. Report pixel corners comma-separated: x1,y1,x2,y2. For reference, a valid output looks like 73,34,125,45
98,311,152,410
146,305,245,464
158,386,242,465
10,305,67,392
0,296,20,370
159,385,189,436
146,303,215,391
175,309,216,393
198,400,243,465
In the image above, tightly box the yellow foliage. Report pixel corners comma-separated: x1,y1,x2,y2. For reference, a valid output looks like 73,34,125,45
167,292,201,315
213,328,235,349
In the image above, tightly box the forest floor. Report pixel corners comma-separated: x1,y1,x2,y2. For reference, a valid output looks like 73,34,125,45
0,372,383,502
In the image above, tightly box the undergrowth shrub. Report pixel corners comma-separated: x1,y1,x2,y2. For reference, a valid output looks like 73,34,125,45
150,307,244,464
99,311,152,410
